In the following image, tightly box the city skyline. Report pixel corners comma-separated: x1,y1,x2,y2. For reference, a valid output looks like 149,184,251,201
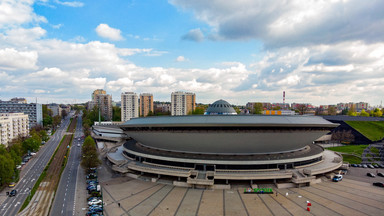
1,1,384,106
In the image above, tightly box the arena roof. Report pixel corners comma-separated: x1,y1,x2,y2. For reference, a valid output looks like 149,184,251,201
204,99,237,115
121,115,338,128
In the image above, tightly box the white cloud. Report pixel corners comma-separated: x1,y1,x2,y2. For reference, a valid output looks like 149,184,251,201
171,0,384,47
95,23,124,41
55,0,84,7
0,48,38,70
176,56,187,62
0,0,47,28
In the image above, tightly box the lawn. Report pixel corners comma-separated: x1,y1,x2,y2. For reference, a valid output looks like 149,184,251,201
341,154,362,164
346,121,384,141
326,145,368,156
370,147,379,155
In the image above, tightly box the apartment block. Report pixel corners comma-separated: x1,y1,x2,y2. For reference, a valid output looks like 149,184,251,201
140,93,154,117
121,92,139,121
95,94,113,121
171,91,196,116
0,113,29,147
0,101,42,127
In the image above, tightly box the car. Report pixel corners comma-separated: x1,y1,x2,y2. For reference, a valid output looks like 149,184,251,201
378,172,384,177
340,170,348,175
86,180,99,184
362,164,368,168
351,164,358,167
368,164,375,169
8,182,15,188
89,204,102,208
373,182,384,187
378,164,384,168
16,165,22,169
89,206,103,211
21,161,26,165
30,152,36,156
367,173,375,177
88,196,101,201
88,199,102,205
357,164,362,168
41,141,46,145
8,189,17,197
86,211,103,216
77,144,80,147
86,174,97,179
373,164,379,168
333,174,343,182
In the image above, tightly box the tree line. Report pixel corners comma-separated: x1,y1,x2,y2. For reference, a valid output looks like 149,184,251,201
0,126,48,186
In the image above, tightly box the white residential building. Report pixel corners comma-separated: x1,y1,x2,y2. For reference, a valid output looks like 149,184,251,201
171,91,196,116
121,92,139,121
0,101,42,127
0,113,29,147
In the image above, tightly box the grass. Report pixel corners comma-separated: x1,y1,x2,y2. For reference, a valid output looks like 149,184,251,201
326,145,368,156
341,154,362,164
346,121,384,141
371,147,379,155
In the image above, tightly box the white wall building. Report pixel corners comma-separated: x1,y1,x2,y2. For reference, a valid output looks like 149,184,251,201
121,92,139,121
171,91,196,116
0,102,42,127
0,113,29,147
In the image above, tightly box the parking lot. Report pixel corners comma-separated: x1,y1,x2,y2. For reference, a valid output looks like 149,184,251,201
344,166,384,184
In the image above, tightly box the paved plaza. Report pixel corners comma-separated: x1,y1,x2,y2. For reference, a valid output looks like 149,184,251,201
98,176,384,216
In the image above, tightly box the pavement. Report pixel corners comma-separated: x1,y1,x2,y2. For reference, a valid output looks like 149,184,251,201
0,116,72,216
95,167,384,216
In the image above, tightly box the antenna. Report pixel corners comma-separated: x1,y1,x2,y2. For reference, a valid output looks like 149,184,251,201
283,91,285,109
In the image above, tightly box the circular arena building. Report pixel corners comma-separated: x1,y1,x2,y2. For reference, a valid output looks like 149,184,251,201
105,100,344,188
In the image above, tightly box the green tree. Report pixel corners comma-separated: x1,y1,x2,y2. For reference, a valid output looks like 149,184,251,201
327,106,337,115
359,109,369,117
81,136,101,171
0,145,15,185
112,106,121,121
192,105,206,115
341,108,349,115
253,103,263,114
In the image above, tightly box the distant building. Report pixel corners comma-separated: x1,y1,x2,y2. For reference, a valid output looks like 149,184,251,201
96,94,113,121
0,113,29,147
171,91,196,116
0,101,42,127
264,110,295,115
121,92,139,121
92,89,106,102
47,103,60,116
10,97,27,104
336,102,369,112
140,93,153,117
154,102,171,114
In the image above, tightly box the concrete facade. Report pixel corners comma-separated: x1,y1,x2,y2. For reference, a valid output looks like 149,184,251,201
0,113,29,147
140,93,153,117
0,101,42,127
121,92,139,121
171,91,196,116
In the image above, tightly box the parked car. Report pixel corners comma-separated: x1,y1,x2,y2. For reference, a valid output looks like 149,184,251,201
89,206,103,212
86,174,97,179
367,173,376,177
333,174,343,182
351,164,358,167
88,197,101,202
340,170,348,175
378,164,384,168
86,180,99,184
373,164,379,168
8,182,15,188
8,189,17,197
368,164,375,169
88,199,102,205
16,165,22,169
377,172,384,177
30,152,36,156
373,182,384,187
86,211,103,216
362,164,368,168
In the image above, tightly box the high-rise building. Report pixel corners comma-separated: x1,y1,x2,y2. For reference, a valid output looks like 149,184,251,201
121,92,139,121
92,89,106,102
171,91,196,116
140,93,153,117
10,97,27,104
95,94,112,121
0,113,29,147
0,101,42,127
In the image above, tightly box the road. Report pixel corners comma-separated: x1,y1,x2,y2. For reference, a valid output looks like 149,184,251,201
0,115,72,216
50,114,83,216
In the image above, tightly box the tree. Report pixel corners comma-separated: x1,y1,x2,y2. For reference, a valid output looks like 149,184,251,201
331,130,355,143
371,108,383,117
0,145,15,185
341,108,349,115
253,103,263,114
272,106,281,111
327,106,337,115
112,106,121,121
296,104,308,115
81,136,101,171
359,109,369,117
192,105,206,115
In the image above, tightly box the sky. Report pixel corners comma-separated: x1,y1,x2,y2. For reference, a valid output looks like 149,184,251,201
0,0,383,106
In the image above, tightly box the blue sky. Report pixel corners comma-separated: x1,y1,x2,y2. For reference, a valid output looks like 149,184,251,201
0,0,383,106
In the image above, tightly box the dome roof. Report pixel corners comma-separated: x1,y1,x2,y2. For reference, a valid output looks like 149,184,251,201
204,99,237,115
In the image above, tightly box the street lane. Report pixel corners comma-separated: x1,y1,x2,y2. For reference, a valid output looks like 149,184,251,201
0,114,72,216
50,113,83,216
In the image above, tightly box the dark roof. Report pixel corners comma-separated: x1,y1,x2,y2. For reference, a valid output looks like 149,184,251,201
121,115,338,128
204,99,237,115
322,115,384,122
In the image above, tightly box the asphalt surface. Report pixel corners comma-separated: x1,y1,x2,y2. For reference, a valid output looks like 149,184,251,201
0,115,72,216
50,114,84,216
